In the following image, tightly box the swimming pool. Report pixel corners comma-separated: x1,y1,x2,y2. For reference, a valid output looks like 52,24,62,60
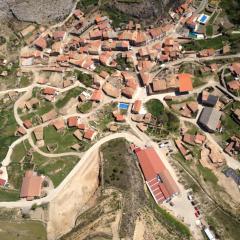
200,15,207,23
118,102,129,110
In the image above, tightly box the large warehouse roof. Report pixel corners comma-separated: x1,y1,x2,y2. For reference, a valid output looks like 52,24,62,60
135,147,179,203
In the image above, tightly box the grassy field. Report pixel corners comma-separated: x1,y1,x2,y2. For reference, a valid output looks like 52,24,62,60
0,188,19,201
183,34,240,52
0,220,47,240
55,87,85,109
0,98,18,163
41,126,82,153
8,139,80,188
33,152,79,187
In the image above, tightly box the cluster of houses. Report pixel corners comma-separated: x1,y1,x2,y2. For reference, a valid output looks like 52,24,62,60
175,131,206,161
226,62,240,93
171,0,217,39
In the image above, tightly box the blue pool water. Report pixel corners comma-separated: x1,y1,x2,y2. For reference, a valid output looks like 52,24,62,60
199,15,207,23
118,102,129,110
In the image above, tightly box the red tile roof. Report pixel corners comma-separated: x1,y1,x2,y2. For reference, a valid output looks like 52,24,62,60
178,73,193,92
132,100,142,114
23,120,32,129
67,116,78,127
20,171,43,199
135,147,179,203
43,87,56,95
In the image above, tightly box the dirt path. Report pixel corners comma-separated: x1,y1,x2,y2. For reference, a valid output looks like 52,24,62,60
47,149,100,240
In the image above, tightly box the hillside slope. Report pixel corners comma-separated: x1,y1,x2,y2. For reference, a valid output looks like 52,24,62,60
0,0,75,24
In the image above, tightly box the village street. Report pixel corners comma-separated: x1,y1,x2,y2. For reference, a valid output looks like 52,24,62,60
1,2,240,239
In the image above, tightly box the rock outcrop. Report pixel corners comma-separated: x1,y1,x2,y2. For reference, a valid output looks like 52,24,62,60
0,0,75,24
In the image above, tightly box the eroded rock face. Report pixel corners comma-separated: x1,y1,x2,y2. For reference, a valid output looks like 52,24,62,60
0,0,75,23
111,0,182,23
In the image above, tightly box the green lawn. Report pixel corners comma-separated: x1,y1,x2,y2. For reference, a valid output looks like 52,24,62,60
8,140,32,189
206,25,213,36
41,126,80,153
145,99,164,117
0,220,47,240
197,163,218,185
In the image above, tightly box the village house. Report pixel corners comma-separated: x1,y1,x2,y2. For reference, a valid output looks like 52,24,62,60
232,108,240,124
34,37,47,51
16,126,27,136
227,80,240,92
23,119,32,129
33,127,44,141
102,82,121,98
230,62,240,77
198,107,222,132
73,129,83,141
90,89,103,102
201,90,219,107
53,118,65,131
132,100,142,114
67,116,79,127
20,170,44,201
84,129,97,141
41,110,57,123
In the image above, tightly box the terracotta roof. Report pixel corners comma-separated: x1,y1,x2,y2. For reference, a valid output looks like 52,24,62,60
121,86,135,98
20,171,44,199
227,80,240,90
34,37,47,49
23,120,32,129
115,114,125,122
132,100,142,114
17,126,27,135
43,87,56,95
91,89,102,102
177,73,193,92
84,129,96,140
99,70,110,79
194,134,206,144
67,116,78,127
175,139,188,156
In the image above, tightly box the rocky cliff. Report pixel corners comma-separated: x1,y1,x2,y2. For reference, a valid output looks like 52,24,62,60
109,0,182,24
0,0,181,24
0,0,75,24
